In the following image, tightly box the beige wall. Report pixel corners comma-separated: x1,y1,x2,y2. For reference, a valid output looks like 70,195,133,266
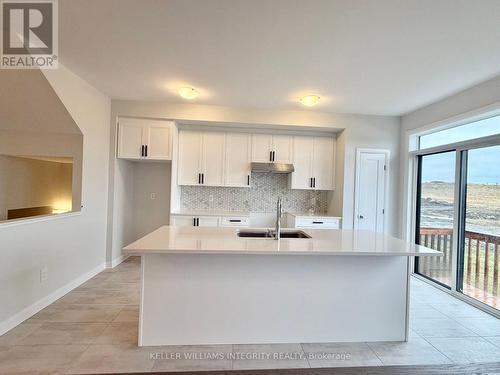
0,156,72,221
0,64,110,332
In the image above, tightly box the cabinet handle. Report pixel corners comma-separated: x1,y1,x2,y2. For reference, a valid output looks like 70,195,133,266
141,145,144,157
312,221,324,224
269,151,273,162
201,173,204,184
197,218,200,226
198,173,201,184
247,175,250,186
145,145,148,157
272,151,275,162
193,218,196,226
313,177,316,188
229,219,241,223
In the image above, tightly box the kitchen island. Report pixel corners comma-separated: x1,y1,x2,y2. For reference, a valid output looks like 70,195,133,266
123,226,440,346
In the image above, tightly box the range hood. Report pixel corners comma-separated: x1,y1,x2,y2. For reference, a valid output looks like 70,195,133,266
251,162,295,174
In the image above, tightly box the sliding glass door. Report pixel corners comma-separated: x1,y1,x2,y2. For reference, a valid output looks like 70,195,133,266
415,151,456,288
413,114,500,313
457,145,500,309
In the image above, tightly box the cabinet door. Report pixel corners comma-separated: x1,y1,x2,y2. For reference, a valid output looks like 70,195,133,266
178,131,202,185
272,135,293,163
198,217,219,227
225,133,251,187
312,136,335,190
291,136,314,189
117,119,145,159
170,216,196,226
251,134,273,162
201,132,225,186
145,121,172,160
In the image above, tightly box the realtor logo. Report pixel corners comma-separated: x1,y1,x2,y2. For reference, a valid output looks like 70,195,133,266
1,0,58,69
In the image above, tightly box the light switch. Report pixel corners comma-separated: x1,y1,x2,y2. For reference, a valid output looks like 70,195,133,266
150,192,157,200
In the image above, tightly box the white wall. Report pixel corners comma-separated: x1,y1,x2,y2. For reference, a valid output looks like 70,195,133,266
399,75,500,238
107,101,400,262
0,64,110,333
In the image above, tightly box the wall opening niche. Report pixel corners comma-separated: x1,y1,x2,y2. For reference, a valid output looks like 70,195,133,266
0,69,83,223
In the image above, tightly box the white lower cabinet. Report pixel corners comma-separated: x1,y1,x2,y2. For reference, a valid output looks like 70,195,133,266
170,215,250,227
286,213,341,229
170,215,220,227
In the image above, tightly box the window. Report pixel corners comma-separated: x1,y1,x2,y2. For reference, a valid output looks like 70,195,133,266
420,115,500,149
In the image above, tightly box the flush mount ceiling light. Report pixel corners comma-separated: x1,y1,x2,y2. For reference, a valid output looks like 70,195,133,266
299,95,320,107
178,86,198,100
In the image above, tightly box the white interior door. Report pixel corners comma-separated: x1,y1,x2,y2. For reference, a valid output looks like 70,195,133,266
354,150,388,233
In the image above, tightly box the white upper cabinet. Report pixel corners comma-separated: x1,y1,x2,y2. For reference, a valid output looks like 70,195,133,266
178,130,225,186
251,134,273,162
312,136,335,190
201,132,225,186
251,134,292,163
117,118,173,161
146,121,173,160
225,133,251,187
291,136,314,189
178,130,203,185
290,135,335,191
272,135,293,163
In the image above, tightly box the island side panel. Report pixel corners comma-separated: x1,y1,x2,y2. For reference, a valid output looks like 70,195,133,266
139,253,409,346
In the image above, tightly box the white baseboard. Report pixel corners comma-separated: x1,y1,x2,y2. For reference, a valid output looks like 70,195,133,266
106,254,129,269
0,262,105,336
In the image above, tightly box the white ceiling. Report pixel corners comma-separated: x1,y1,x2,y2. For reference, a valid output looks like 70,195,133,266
59,0,500,116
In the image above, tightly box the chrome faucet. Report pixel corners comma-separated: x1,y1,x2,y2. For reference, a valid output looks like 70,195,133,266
275,197,283,240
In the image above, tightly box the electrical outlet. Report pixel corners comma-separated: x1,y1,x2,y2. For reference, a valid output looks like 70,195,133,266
40,267,48,283
209,195,214,202
150,192,156,200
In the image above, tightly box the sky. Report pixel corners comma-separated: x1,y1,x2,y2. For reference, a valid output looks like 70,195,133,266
420,116,500,184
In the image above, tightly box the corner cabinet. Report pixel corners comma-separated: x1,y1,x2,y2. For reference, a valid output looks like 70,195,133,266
117,118,173,161
291,135,335,190
177,130,225,186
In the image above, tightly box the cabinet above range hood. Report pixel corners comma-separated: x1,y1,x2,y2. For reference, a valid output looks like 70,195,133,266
251,162,295,174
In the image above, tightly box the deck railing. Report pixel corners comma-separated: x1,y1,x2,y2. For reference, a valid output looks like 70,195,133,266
419,228,500,297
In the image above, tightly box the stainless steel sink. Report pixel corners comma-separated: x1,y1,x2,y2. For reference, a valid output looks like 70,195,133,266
236,229,311,239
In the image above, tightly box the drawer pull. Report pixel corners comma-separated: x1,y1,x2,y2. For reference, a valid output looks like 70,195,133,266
312,221,324,224
229,219,242,223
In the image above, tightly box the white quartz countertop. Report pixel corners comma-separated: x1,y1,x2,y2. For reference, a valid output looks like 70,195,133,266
123,226,441,257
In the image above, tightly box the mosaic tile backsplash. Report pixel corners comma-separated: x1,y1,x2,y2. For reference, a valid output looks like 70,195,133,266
180,173,328,213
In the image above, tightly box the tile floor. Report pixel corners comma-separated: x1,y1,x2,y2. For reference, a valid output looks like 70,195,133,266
1,256,500,374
